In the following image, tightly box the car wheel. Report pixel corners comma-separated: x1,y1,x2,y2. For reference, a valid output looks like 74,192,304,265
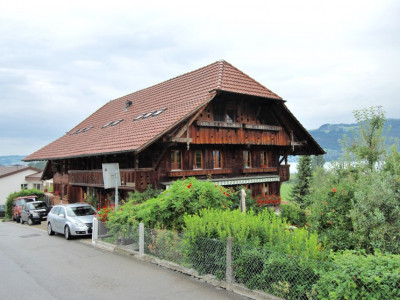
28,217,33,225
20,217,24,224
47,223,55,235
64,226,72,240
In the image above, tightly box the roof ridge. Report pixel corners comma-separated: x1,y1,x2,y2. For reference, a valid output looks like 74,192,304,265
220,61,283,99
216,60,224,89
113,60,224,101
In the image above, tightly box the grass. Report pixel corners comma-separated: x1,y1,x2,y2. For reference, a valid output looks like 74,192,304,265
280,173,296,203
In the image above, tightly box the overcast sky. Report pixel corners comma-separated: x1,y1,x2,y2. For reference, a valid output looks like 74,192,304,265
1,0,399,156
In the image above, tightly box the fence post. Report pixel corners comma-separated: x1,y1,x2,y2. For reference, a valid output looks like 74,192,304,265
139,223,144,256
226,236,233,287
92,217,98,245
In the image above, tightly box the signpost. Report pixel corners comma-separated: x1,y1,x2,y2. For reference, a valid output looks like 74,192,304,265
102,163,121,211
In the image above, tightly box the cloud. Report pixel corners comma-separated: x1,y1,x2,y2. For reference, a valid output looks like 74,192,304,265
0,0,399,156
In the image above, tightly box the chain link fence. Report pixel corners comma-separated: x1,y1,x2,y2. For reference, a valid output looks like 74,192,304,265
95,221,399,299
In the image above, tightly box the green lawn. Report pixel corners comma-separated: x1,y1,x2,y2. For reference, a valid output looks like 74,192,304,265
280,174,295,203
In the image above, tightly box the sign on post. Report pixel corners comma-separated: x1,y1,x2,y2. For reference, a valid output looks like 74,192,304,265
102,163,121,211
102,163,121,189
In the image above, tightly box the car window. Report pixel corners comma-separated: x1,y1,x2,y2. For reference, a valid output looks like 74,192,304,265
17,199,24,205
58,207,66,216
28,203,35,210
32,202,47,209
51,206,60,215
66,206,95,217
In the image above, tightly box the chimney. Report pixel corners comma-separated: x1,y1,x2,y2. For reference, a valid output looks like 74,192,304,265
125,100,133,110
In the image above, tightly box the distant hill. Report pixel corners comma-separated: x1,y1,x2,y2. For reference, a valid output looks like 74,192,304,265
0,155,28,166
309,118,400,161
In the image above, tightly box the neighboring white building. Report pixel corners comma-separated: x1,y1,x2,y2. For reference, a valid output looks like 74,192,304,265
0,166,43,206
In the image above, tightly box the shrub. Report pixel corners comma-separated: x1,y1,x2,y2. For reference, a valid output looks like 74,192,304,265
280,202,307,227
314,250,400,299
5,189,44,219
127,186,162,204
183,209,326,299
183,209,326,260
126,178,235,230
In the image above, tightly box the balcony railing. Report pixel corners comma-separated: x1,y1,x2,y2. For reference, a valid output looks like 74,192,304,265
279,164,290,182
168,168,232,177
241,167,278,174
68,168,156,191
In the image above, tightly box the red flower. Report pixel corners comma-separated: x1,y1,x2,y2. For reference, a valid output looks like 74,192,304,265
332,188,337,193
226,193,230,197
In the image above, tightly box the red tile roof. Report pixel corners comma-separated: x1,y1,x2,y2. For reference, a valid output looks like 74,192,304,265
24,60,283,161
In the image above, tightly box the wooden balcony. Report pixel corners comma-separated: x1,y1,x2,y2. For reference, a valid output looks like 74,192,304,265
241,167,278,174
68,168,156,191
168,168,232,177
279,164,290,182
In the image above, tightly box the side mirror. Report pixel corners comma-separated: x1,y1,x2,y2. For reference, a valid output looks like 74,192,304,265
59,213,65,218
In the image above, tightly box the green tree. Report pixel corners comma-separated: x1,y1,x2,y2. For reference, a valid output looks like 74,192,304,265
312,155,326,169
290,155,312,207
347,106,387,170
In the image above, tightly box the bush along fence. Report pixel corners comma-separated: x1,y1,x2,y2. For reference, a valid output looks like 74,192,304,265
91,219,400,300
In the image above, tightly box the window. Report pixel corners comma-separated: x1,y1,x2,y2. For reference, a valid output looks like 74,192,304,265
243,151,251,168
213,150,222,169
194,150,203,169
213,103,225,121
34,183,42,190
261,151,268,167
21,184,28,190
171,150,182,170
226,109,236,123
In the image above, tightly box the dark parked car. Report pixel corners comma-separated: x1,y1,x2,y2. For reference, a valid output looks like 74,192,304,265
20,201,50,225
0,205,5,218
12,196,38,222
47,203,96,240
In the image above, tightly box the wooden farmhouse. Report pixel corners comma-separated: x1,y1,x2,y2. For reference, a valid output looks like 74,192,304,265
24,60,324,206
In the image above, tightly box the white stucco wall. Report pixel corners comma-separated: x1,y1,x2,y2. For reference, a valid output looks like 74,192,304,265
0,170,43,205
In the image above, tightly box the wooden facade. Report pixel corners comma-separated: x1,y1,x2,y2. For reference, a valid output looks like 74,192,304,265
47,93,319,206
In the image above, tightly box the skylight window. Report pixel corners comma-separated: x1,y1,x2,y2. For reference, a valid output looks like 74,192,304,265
152,107,167,116
102,121,113,129
134,113,146,121
143,111,156,119
70,126,95,135
133,107,167,121
82,126,94,132
111,119,124,126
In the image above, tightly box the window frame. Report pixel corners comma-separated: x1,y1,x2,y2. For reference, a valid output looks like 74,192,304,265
170,150,182,170
243,150,251,168
212,150,222,169
261,151,268,167
193,150,203,169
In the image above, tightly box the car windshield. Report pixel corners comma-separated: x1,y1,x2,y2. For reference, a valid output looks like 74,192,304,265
31,202,48,209
66,206,95,217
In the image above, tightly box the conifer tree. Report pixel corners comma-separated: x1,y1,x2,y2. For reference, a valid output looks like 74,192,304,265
290,155,312,207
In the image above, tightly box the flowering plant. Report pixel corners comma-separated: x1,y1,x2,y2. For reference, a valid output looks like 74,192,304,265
97,206,113,222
